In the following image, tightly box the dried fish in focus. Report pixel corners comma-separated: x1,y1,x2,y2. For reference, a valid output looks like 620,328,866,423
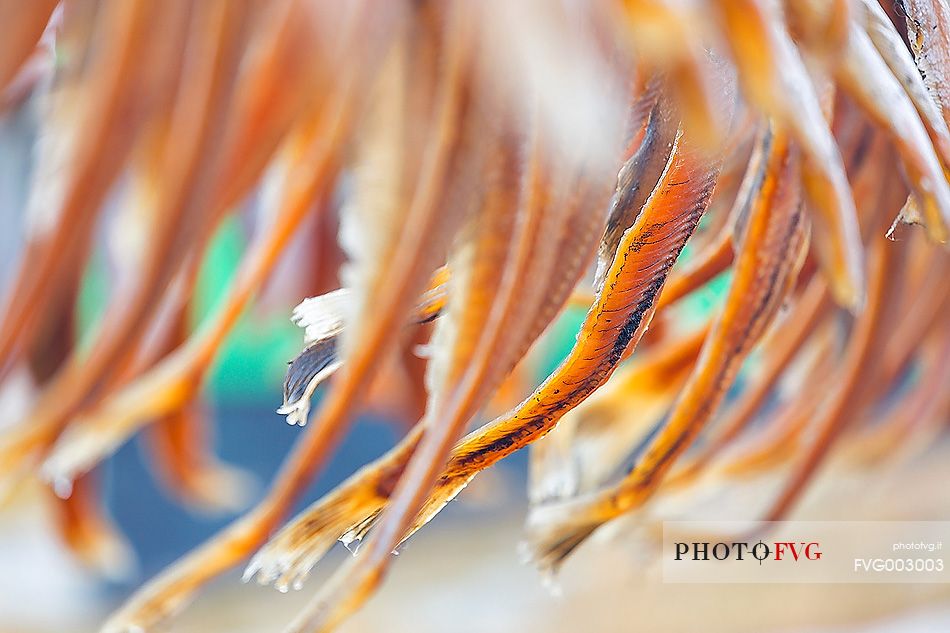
0,2,946,633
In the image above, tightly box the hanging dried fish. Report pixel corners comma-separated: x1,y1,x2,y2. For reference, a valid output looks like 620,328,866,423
526,124,808,569
247,96,733,600
713,0,865,310
0,3,947,633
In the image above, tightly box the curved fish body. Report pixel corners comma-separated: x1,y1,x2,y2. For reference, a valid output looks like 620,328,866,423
526,125,808,569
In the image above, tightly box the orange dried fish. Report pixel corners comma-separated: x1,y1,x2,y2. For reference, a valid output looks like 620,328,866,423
526,124,807,568
101,9,465,629
39,60,356,486
1,0,249,481
836,19,950,242
0,0,171,372
247,100,631,592
717,334,835,477
283,88,551,633
141,293,253,512
761,209,903,521
848,321,950,465
0,0,58,97
51,472,135,580
859,0,950,167
668,277,831,487
713,0,864,310
248,105,732,601
0,3,947,632
613,1,725,147
531,322,708,502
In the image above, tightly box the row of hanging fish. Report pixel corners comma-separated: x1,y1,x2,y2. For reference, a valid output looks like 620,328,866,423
0,1,947,632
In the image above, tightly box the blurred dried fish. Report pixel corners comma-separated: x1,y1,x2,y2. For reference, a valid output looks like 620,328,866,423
0,1,946,633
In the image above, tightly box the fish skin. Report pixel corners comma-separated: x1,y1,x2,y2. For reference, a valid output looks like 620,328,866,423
355,116,726,555
900,0,950,129
282,89,537,633
529,321,709,504
0,0,243,483
0,0,58,93
713,0,865,311
244,85,731,595
837,22,950,243
281,339,339,414
0,0,174,373
277,266,450,424
614,0,727,149
596,87,677,289
51,472,136,581
393,123,727,539
526,124,808,569
245,104,629,590
666,276,830,488
761,198,905,522
96,5,391,631
860,0,950,167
